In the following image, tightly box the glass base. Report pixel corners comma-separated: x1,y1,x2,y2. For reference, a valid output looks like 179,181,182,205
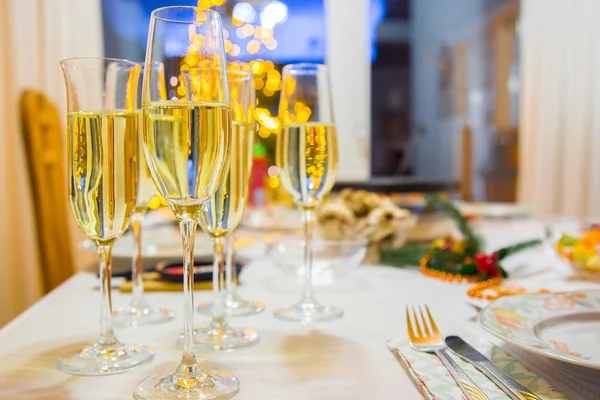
133,370,239,399
177,323,259,351
274,301,343,323
57,340,154,375
113,305,175,327
197,294,264,317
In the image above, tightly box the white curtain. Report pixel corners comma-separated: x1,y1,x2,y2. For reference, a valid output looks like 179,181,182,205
518,0,600,218
0,0,103,326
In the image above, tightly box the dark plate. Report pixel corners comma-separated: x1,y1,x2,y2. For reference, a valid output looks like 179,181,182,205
156,261,244,283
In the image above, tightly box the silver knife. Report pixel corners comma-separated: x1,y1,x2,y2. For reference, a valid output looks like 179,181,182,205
445,336,541,400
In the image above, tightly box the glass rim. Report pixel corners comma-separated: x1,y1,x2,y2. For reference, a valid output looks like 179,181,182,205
151,6,222,24
60,57,140,69
283,63,327,75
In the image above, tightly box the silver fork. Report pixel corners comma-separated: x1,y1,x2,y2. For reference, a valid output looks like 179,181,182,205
406,305,489,400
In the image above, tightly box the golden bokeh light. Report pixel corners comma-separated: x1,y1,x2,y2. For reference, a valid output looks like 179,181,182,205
253,78,265,90
267,176,280,189
232,16,243,26
265,39,278,50
262,35,274,46
188,0,290,168
198,0,211,9
254,107,270,121
251,60,264,75
296,106,312,123
258,126,271,138
184,55,198,67
247,39,261,54
241,24,254,37
265,79,279,91
266,69,280,80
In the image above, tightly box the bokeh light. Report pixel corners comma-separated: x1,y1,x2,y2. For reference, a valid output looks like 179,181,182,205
247,39,261,54
267,176,280,188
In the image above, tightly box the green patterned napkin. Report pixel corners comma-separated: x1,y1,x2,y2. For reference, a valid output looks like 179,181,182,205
387,338,566,399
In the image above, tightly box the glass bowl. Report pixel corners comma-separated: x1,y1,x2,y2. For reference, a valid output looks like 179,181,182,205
269,235,368,285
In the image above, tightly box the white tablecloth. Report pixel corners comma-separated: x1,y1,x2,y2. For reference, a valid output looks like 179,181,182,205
0,219,597,399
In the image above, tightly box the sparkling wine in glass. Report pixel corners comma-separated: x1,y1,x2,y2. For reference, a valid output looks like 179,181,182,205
58,57,155,375
274,63,342,323
197,62,264,318
133,7,238,399
113,63,175,327
181,63,259,350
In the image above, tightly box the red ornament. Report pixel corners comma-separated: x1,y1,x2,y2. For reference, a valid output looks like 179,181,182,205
474,252,501,277
474,252,487,263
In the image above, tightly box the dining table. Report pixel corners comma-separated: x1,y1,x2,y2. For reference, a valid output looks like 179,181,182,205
0,217,598,399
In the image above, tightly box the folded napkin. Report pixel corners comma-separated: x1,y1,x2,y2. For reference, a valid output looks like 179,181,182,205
119,272,239,292
387,338,566,399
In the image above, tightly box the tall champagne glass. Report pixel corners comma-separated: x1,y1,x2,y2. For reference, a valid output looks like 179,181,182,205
197,63,264,318
274,63,342,323
134,7,238,399
113,62,175,327
186,63,259,350
58,57,154,375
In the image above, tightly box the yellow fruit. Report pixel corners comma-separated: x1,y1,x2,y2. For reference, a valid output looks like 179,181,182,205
572,243,595,262
585,255,600,271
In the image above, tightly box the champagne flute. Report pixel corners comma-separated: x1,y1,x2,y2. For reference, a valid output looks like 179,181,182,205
274,63,342,323
185,63,259,350
134,7,238,399
197,63,264,318
113,62,175,327
58,57,154,375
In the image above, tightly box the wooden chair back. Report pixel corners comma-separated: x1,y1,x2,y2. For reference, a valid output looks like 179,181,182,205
19,90,74,292
461,125,473,201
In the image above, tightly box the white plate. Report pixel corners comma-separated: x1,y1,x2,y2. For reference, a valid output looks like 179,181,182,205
480,290,600,369
454,201,531,219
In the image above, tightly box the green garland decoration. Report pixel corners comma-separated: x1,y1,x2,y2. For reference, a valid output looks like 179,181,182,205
423,194,483,256
380,195,542,281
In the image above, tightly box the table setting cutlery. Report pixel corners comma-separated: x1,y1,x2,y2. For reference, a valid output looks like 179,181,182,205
445,336,541,400
406,305,489,400
387,304,567,399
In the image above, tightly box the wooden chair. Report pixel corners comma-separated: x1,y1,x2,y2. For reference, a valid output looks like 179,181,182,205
460,125,473,201
19,91,74,292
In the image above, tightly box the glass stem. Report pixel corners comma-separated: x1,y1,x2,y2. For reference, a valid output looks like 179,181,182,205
212,236,227,328
130,211,146,309
179,219,198,362
97,244,117,345
301,208,315,304
225,233,236,297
